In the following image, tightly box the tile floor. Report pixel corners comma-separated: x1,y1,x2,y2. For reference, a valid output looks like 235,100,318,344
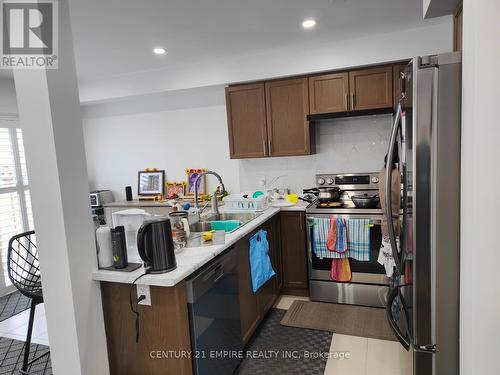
0,296,412,375
274,295,413,375
0,303,49,346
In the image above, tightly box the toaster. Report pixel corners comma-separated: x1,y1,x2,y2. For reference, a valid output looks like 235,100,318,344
90,190,114,207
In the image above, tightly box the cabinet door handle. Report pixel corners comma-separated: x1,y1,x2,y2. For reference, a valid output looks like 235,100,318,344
268,139,272,155
345,93,349,110
263,139,267,155
353,94,356,109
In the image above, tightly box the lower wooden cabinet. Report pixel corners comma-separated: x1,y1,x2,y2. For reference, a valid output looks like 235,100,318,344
236,214,282,344
236,238,261,344
280,211,308,291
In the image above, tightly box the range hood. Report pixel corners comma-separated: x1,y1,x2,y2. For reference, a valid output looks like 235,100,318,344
307,107,394,122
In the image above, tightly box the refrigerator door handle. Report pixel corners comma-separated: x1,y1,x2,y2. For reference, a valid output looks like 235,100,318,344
385,103,403,275
386,286,411,351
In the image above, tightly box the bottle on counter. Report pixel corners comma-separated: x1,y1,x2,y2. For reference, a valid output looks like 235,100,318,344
96,225,114,268
110,226,128,269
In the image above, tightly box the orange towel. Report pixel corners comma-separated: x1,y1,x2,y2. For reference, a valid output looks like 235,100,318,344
326,216,336,251
330,258,352,282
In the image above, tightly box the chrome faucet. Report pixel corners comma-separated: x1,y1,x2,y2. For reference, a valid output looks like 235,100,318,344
194,170,226,215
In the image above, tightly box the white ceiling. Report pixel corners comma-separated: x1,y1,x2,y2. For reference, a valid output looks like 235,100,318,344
68,0,445,82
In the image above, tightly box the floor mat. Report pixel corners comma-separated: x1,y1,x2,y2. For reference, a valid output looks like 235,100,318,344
0,292,31,323
235,308,332,375
0,337,51,375
281,300,396,341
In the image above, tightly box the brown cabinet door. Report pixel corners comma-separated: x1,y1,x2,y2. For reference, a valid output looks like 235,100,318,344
280,212,308,289
349,66,393,111
236,237,261,344
265,78,311,157
272,214,283,292
393,62,411,110
309,72,349,114
226,83,268,159
257,219,279,315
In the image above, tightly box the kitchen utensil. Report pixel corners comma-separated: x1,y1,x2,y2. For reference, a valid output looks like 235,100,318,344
169,212,190,251
303,187,342,202
96,225,114,268
137,218,177,274
110,226,128,269
125,186,133,201
351,193,380,208
252,191,264,198
285,193,299,204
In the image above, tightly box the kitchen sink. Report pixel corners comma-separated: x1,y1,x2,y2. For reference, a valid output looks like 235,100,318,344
189,211,263,234
202,212,262,223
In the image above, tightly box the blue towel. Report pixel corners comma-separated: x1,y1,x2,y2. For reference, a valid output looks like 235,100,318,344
311,217,348,259
347,218,371,261
334,217,348,253
249,230,276,293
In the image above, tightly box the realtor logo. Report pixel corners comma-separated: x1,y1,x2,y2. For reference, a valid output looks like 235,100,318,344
1,0,58,69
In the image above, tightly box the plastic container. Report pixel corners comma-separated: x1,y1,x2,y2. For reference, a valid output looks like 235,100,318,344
223,193,268,211
111,209,151,262
96,225,113,268
211,220,241,232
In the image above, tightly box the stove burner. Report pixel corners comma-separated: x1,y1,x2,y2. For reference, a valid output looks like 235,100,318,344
318,201,344,208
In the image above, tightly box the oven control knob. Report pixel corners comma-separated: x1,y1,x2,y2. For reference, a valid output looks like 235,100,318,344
317,178,325,185
326,178,334,185
371,176,379,184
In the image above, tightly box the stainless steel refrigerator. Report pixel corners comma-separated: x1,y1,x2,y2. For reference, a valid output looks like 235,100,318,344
385,52,461,375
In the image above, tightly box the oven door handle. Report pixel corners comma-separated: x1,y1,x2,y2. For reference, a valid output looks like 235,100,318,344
385,102,403,276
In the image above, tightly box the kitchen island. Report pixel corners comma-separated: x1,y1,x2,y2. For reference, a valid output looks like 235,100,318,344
92,202,309,375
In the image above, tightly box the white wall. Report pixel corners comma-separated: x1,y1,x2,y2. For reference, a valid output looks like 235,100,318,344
82,86,240,200
239,115,392,193
0,78,18,115
460,0,500,374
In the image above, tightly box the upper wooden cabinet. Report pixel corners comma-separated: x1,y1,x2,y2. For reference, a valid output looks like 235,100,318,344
309,72,349,114
265,78,311,157
349,66,393,111
225,62,402,159
225,83,268,159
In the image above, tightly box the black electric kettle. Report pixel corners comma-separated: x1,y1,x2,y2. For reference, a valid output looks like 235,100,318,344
137,218,177,273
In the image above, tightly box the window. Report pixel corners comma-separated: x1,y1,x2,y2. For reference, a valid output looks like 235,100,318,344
0,118,33,293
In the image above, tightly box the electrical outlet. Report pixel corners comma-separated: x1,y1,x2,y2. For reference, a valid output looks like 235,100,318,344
258,178,266,187
136,284,151,306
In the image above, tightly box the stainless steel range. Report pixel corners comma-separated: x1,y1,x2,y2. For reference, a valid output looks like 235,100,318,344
306,172,391,307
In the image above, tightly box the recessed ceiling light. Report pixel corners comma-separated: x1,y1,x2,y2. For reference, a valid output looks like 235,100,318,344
153,47,166,55
302,19,316,29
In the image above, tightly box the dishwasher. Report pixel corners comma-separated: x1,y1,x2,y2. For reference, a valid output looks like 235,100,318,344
186,247,243,375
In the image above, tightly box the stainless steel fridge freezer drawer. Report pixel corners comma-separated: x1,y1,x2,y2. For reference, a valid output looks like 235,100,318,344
309,279,389,307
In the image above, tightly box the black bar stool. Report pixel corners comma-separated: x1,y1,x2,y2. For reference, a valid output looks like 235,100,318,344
7,231,48,374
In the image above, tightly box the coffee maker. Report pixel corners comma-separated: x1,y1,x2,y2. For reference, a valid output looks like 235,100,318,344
137,218,177,273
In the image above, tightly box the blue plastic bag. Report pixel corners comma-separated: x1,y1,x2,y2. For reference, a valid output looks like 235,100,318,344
249,229,276,293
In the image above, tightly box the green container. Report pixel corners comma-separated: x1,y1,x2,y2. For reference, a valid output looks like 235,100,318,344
210,220,241,232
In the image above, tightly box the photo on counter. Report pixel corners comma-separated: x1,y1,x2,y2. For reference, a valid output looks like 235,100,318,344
137,170,165,195
186,168,206,195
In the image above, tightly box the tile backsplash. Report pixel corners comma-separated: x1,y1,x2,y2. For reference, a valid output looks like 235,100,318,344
238,114,392,193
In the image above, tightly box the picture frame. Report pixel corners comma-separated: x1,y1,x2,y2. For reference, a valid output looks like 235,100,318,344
186,168,206,196
166,181,186,198
137,170,165,196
